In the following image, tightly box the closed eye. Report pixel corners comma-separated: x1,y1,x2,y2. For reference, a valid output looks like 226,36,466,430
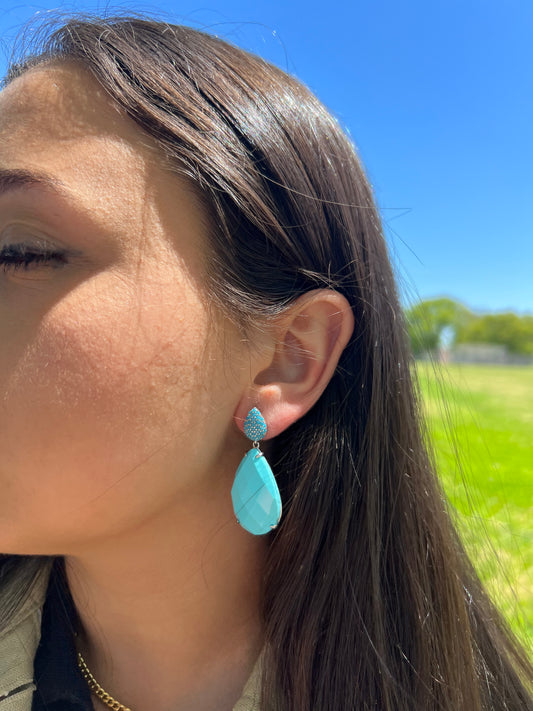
0,243,68,272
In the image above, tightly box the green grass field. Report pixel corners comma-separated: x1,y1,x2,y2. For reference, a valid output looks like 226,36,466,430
415,362,532,655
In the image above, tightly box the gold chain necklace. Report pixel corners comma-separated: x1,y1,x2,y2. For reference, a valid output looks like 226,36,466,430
77,651,133,711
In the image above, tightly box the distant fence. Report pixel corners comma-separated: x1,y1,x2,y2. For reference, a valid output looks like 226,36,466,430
417,343,533,365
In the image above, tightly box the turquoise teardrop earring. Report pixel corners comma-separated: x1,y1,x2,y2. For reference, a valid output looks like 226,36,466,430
231,407,282,535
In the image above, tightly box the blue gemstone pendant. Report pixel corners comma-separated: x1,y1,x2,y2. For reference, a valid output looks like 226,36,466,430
231,408,282,535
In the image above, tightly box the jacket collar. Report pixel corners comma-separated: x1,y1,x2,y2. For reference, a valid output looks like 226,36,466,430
0,560,53,709
0,559,262,711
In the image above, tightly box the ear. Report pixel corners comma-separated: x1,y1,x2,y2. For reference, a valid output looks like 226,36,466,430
234,289,355,440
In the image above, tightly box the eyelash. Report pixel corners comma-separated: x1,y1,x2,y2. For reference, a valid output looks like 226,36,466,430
0,244,68,273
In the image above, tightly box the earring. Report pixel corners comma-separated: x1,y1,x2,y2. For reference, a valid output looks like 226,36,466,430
231,407,282,535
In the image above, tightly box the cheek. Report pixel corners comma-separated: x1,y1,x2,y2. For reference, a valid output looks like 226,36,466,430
0,273,220,551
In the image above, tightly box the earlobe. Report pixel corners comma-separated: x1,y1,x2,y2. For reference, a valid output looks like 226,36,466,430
234,289,354,440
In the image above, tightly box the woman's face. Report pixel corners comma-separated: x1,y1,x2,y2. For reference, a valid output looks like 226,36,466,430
0,62,251,554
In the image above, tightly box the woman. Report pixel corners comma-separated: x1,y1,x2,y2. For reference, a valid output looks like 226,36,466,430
0,15,531,711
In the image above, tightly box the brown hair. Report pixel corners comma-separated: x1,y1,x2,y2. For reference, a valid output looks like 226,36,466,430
2,14,532,710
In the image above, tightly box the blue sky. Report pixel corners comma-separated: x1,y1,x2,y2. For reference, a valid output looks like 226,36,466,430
1,0,532,314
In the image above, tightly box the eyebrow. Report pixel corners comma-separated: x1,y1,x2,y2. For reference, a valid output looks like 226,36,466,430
0,168,70,198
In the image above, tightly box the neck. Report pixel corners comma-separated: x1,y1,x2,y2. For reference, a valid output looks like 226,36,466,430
65,493,267,711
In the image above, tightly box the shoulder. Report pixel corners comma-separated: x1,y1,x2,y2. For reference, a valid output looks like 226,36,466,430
0,558,52,710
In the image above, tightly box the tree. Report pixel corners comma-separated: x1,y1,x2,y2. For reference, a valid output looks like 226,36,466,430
404,298,474,356
455,313,533,355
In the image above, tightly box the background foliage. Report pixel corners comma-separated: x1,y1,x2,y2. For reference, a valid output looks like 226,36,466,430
405,298,533,356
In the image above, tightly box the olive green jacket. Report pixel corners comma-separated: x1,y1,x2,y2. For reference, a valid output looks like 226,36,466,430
0,563,261,711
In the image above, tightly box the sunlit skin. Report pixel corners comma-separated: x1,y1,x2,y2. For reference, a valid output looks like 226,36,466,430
0,63,354,711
